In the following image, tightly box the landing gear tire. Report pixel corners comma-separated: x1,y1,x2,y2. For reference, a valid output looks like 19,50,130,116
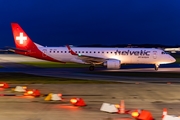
89,66,95,71
154,64,159,71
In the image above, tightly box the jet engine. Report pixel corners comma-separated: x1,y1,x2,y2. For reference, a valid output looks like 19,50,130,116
103,59,121,69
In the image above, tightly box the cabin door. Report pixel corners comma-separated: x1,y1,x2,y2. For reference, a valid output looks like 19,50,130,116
153,51,157,59
42,49,47,57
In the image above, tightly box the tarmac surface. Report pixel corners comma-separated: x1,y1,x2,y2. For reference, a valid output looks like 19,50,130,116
0,54,180,120
1,83,180,120
0,54,180,82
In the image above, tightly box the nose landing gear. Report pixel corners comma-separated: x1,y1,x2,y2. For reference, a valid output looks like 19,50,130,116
155,64,159,71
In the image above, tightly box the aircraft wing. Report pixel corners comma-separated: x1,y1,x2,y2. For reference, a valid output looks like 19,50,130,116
66,45,106,64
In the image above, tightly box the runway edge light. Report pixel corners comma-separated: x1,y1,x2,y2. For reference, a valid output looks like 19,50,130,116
70,98,86,106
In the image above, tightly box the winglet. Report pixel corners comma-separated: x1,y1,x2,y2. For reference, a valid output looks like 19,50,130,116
66,45,78,55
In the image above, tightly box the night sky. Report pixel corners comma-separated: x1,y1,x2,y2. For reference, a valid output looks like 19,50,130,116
1,0,180,47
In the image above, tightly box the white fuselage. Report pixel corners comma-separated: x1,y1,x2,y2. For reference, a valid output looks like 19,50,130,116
38,47,175,65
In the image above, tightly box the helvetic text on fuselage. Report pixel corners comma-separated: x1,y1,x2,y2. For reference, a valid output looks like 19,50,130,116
115,50,150,56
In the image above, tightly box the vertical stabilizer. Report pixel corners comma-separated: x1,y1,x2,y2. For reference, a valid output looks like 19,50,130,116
11,23,37,50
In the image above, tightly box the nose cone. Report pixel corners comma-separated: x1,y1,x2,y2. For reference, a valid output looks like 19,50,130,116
171,56,176,63
169,56,176,63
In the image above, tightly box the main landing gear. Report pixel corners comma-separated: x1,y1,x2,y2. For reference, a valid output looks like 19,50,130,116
89,66,95,71
154,64,159,71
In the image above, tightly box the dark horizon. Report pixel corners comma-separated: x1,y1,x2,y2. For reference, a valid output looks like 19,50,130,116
1,0,180,47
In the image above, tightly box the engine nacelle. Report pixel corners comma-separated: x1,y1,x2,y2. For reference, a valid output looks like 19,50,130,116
103,60,121,69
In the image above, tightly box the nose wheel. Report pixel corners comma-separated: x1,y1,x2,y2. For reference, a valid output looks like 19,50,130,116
89,66,95,71
154,64,159,71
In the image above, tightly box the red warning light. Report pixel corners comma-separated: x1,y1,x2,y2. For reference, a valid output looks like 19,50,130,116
70,98,86,106
24,89,40,97
131,110,154,120
0,83,9,88
33,89,40,97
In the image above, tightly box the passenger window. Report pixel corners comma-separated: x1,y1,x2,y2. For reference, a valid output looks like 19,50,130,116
102,51,104,53
65,51,66,53
86,51,88,53
161,52,165,54
90,51,91,53
94,51,96,53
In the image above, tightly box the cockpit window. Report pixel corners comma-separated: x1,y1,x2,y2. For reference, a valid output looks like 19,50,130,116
161,51,168,54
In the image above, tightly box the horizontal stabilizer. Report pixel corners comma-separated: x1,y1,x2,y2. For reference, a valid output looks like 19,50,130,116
5,46,29,52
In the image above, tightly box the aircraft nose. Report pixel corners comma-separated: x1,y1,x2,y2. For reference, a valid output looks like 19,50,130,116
170,56,176,63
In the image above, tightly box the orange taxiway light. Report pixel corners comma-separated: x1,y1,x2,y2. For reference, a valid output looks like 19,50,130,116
27,90,33,95
70,98,78,104
131,111,139,118
22,86,27,90
167,82,171,84
24,90,33,96
115,104,120,109
70,98,86,106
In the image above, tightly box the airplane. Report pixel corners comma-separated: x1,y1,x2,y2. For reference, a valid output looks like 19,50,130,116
10,23,176,71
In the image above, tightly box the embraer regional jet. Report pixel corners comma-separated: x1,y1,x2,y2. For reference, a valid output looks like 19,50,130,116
10,23,176,71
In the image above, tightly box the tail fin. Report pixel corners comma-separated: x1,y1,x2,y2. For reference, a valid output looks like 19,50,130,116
11,23,38,50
